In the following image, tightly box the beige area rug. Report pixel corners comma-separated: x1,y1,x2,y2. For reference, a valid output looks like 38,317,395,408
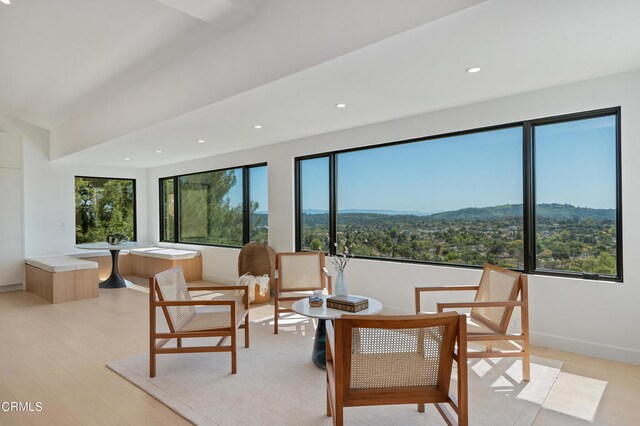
108,304,564,426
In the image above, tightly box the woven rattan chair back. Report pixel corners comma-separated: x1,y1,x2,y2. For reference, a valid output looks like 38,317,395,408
276,252,326,291
471,264,522,334
238,242,276,283
336,313,462,400
154,267,195,332
327,313,468,425
349,325,446,390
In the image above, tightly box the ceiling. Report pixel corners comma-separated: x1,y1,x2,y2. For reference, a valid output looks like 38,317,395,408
4,0,640,168
0,0,200,127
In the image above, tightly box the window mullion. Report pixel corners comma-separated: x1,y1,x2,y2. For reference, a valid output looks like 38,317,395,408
242,167,251,245
174,176,179,243
329,153,337,256
523,122,535,273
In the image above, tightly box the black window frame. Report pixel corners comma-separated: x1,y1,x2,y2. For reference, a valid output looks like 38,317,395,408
160,162,267,248
75,175,138,242
295,107,622,282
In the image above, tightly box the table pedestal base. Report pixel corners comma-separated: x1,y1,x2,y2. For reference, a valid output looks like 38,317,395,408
312,319,327,369
99,249,127,289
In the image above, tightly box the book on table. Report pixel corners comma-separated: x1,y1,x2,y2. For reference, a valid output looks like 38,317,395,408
326,295,369,312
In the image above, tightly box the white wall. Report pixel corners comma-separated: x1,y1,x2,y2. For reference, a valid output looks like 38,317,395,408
147,70,640,365
22,136,148,257
0,132,24,291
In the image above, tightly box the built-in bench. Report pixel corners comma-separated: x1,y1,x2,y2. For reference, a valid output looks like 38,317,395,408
131,248,202,282
64,250,132,281
25,255,99,303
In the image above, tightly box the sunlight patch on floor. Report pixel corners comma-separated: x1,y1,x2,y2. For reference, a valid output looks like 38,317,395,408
510,360,563,405
470,359,493,377
542,372,607,421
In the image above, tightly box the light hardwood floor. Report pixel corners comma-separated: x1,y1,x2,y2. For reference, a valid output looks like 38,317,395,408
0,282,638,425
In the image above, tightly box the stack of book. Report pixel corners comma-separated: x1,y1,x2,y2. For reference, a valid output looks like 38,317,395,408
326,295,369,312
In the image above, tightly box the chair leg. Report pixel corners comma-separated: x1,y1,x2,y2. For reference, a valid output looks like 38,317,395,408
274,302,279,334
418,403,425,413
334,401,343,426
523,352,531,382
231,329,237,374
326,386,332,417
245,316,250,348
150,350,156,378
486,342,492,352
177,338,182,348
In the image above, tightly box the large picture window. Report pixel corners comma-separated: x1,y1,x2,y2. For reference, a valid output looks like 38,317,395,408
295,108,622,281
249,165,269,244
532,114,619,277
298,156,330,251
160,163,267,247
336,127,523,268
75,176,136,244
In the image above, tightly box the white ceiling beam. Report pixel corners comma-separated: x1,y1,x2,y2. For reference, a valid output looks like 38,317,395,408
154,0,256,26
49,0,485,160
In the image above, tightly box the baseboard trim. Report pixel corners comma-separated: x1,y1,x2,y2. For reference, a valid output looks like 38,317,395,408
531,331,640,366
0,283,23,293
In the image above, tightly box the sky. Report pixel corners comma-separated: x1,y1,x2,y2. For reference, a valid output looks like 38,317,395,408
249,165,268,212
301,115,617,213
223,165,269,212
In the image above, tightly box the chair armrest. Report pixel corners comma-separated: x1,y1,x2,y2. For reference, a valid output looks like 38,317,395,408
155,300,235,307
415,285,479,292
415,285,479,313
187,285,249,292
437,300,523,312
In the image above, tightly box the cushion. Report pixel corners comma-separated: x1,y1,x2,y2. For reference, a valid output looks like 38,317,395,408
132,248,200,260
64,250,130,258
130,247,163,255
419,311,497,335
184,307,247,331
25,255,98,273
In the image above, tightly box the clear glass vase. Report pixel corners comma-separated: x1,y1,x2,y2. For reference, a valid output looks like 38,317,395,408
335,270,348,296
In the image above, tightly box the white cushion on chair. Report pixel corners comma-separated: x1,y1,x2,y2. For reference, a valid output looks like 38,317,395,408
25,255,98,273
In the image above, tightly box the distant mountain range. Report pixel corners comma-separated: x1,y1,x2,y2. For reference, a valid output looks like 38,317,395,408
301,208,433,216
301,203,615,221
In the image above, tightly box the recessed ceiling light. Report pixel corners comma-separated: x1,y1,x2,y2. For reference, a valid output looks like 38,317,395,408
156,150,163,154
124,158,131,161
466,67,481,73
335,103,347,108
197,139,205,143
253,125,263,129
0,0,11,5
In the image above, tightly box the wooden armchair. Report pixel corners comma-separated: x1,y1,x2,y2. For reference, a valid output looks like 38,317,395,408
273,252,332,334
415,263,530,381
326,313,468,426
149,267,249,377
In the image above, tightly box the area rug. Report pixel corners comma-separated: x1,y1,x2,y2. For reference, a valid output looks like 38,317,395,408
108,310,563,425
